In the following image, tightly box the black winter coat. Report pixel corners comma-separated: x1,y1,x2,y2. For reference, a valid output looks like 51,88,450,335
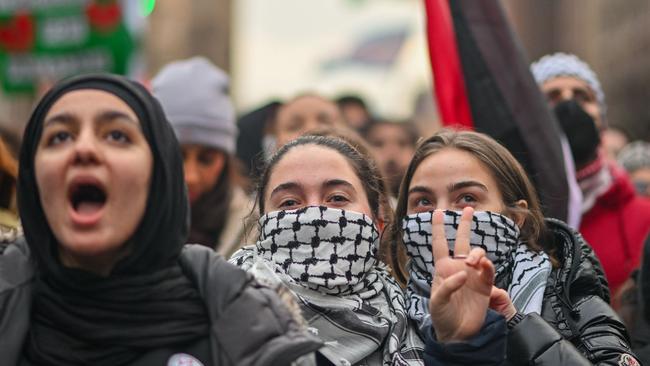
507,219,638,365
0,239,322,366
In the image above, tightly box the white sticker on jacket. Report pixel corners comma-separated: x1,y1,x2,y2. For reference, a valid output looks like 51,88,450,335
167,353,204,366
618,354,640,366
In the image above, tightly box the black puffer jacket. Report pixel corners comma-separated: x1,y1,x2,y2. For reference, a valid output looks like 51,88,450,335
0,239,322,366
507,219,638,365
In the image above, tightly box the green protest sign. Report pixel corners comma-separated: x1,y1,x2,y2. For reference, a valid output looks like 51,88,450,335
0,0,134,94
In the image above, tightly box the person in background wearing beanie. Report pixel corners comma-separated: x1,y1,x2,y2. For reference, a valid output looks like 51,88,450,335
531,52,650,300
153,57,254,258
618,141,650,198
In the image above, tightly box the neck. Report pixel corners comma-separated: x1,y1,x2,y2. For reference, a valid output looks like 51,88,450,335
59,247,130,277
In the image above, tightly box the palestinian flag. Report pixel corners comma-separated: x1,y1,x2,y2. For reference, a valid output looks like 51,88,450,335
424,0,571,221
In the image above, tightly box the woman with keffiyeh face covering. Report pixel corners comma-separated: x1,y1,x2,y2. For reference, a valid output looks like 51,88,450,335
391,129,638,365
230,134,426,365
0,74,321,366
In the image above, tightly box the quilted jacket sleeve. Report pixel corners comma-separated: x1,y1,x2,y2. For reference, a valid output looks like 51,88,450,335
507,222,640,366
507,313,592,365
568,230,640,365
570,295,639,365
0,239,34,366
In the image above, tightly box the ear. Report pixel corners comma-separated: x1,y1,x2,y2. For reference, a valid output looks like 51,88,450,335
511,199,528,227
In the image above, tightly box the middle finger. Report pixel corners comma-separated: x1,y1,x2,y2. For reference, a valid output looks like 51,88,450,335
454,207,474,256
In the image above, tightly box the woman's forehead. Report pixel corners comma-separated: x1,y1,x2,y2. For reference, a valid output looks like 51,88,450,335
269,145,364,189
44,89,139,123
411,148,496,189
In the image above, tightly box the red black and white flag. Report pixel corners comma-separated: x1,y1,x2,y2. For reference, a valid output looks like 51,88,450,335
424,0,574,222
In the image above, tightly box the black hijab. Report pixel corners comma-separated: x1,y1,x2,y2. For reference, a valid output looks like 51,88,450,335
17,74,209,365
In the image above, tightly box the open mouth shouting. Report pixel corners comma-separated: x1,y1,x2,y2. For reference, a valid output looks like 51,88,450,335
67,177,108,227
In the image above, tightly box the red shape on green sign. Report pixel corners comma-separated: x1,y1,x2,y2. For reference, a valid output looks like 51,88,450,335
0,12,35,52
86,1,121,33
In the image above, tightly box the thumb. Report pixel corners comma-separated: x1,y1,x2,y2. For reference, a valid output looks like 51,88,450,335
489,287,509,306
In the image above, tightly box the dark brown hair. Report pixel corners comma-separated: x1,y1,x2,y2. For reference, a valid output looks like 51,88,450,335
255,134,395,267
389,129,552,284
0,136,17,212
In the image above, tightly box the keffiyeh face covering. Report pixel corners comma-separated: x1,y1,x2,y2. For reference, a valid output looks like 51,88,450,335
257,205,379,296
403,210,521,283
402,210,551,330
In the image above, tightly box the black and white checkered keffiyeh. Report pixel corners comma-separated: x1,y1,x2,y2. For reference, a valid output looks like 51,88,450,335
402,210,551,333
256,205,381,296
230,206,424,365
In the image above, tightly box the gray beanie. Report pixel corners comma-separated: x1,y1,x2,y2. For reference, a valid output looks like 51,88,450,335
618,141,650,173
530,52,607,121
152,56,237,154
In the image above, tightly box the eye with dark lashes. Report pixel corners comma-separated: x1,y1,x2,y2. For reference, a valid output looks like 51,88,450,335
47,131,72,146
279,199,299,208
329,194,349,203
416,197,432,206
106,130,131,144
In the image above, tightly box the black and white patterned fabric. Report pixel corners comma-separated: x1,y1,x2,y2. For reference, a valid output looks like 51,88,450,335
230,206,424,366
618,141,650,173
402,210,551,333
256,205,380,296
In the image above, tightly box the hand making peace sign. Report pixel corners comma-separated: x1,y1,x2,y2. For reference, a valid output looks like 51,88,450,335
428,207,496,342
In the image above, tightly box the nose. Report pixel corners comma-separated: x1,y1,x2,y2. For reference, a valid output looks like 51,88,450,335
385,143,400,158
302,192,325,209
184,159,200,188
560,88,574,102
73,130,101,165
435,199,450,212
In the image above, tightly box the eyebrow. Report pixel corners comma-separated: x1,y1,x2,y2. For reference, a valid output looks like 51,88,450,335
408,181,488,196
323,179,354,191
408,185,433,196
317,112,333,123
44,112,76,127
96,110,139,126
269,179,355,199
448,180,488,192
44,110,139,128
269,181,302,199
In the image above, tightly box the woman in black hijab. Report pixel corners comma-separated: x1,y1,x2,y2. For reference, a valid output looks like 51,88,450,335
0,74,320,366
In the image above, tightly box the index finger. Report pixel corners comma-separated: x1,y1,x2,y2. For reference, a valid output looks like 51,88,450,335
431,210,449,262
